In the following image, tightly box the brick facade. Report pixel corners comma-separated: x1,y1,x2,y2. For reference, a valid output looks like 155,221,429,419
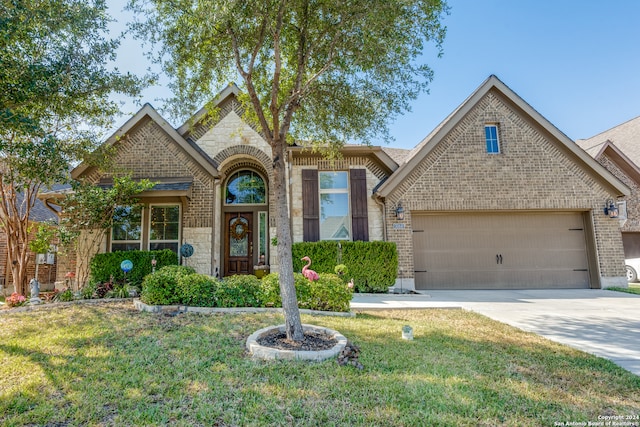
378,82,628,289
54,76,627,290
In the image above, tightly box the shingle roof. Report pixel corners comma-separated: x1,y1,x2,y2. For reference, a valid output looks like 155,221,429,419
576,116,640,164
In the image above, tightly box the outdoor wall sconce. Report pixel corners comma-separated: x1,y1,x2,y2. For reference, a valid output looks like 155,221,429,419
604,200,619,218
395,202,405,220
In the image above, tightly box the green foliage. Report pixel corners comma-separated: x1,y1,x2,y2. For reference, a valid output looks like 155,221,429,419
261,272,353,312
59,176,157,240
0,0,147,293
176,273,218,307
293,241,397,292
140,265,195,305
217,275,263,308
90,250,178,288
28,222,57,255
54,289,75,302
334,264,348,276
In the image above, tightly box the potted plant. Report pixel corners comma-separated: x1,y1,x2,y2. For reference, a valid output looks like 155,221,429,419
253,264,270,279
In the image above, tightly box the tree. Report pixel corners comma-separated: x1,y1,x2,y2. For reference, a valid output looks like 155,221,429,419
56,176,156,289
0,0,146,295
131,0,448,340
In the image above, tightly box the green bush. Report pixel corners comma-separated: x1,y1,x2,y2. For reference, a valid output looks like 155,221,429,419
140,265,195,305
217,275,263,308
261,272,352,312
177,273,218,307
292,241,397,292
90,250,178,288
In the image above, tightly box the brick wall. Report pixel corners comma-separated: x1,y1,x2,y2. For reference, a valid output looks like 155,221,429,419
597,153,640,233
384,89,626,284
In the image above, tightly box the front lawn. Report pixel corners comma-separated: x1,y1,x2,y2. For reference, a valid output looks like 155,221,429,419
1,303,638,426
609,283,640,295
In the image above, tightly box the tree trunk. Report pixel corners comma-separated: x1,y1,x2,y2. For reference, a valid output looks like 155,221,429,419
273,142,304,341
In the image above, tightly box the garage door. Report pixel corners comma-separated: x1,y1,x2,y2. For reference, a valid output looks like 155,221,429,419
412,212,590,290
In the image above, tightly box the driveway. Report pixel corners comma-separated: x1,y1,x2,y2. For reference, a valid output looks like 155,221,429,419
351,289,640,376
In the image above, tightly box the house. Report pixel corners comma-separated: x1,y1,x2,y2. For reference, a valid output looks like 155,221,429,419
42,75,630,291
576,116,640,278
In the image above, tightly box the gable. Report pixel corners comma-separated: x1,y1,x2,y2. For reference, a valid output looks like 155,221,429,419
376,75,629,205
72,104,218,183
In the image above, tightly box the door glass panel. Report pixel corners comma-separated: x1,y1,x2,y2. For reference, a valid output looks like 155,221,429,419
229,216,249,256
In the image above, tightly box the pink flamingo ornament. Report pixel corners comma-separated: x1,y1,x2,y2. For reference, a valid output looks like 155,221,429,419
301,256,319,281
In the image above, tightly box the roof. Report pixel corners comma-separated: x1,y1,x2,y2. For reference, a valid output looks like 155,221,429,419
71,103,219,180
576,115,640,164
380,147,412,165
376,75,630,199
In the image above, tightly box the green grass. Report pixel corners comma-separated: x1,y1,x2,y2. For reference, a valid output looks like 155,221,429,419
1,303,638,426
609,283,640,295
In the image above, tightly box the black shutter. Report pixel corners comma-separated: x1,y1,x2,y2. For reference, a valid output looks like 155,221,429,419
350,169,369,241
302,169,320,242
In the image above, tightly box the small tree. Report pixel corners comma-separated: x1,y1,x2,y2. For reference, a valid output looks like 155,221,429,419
57,176,156,289
131,0,448,340
28,221,59,287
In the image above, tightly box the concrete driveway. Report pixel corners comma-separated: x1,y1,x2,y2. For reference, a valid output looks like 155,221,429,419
351,289,640,376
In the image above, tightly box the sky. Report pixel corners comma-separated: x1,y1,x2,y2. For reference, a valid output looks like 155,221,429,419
108,0,640,150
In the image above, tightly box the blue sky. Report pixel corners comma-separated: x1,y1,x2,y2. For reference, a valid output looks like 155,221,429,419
109,0,640,150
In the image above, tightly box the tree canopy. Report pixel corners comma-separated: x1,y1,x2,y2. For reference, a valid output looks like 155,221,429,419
0,0,147,294
131,0,448,339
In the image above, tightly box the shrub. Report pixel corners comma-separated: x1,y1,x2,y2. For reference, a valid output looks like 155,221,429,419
292,241,397,293
140,265,195,305
54,289,75,302
177,273,218,307
217,275,263,308
261,272,352,312
90,250,178,288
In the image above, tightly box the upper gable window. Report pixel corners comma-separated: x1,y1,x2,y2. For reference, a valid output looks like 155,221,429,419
485,124,500,154
225,170,266,204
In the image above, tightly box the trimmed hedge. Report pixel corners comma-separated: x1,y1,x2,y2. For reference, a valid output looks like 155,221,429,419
177,273,218,307
216,275,263,308
140,265,195,305
90,250,178,287
139,269,352,312
292,241,397,293
261,272,352,312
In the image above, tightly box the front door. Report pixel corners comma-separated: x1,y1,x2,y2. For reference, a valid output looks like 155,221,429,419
225,212,253,276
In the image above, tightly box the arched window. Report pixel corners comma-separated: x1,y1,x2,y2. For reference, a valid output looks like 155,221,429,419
225,170,266,204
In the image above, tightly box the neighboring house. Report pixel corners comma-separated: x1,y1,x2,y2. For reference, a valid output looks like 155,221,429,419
576,116,640,279
41,75,630,291
0,193,59,295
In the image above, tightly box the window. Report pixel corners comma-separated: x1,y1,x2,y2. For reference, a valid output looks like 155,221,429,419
225,170,266,204
111,205,142,252
485,124,500,154
302,169,369,242
319,171,351,240
110,204,181,255
258,211,267,264
149,205,180,254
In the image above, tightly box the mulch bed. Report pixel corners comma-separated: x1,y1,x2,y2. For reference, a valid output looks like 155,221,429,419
257,329,337,351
